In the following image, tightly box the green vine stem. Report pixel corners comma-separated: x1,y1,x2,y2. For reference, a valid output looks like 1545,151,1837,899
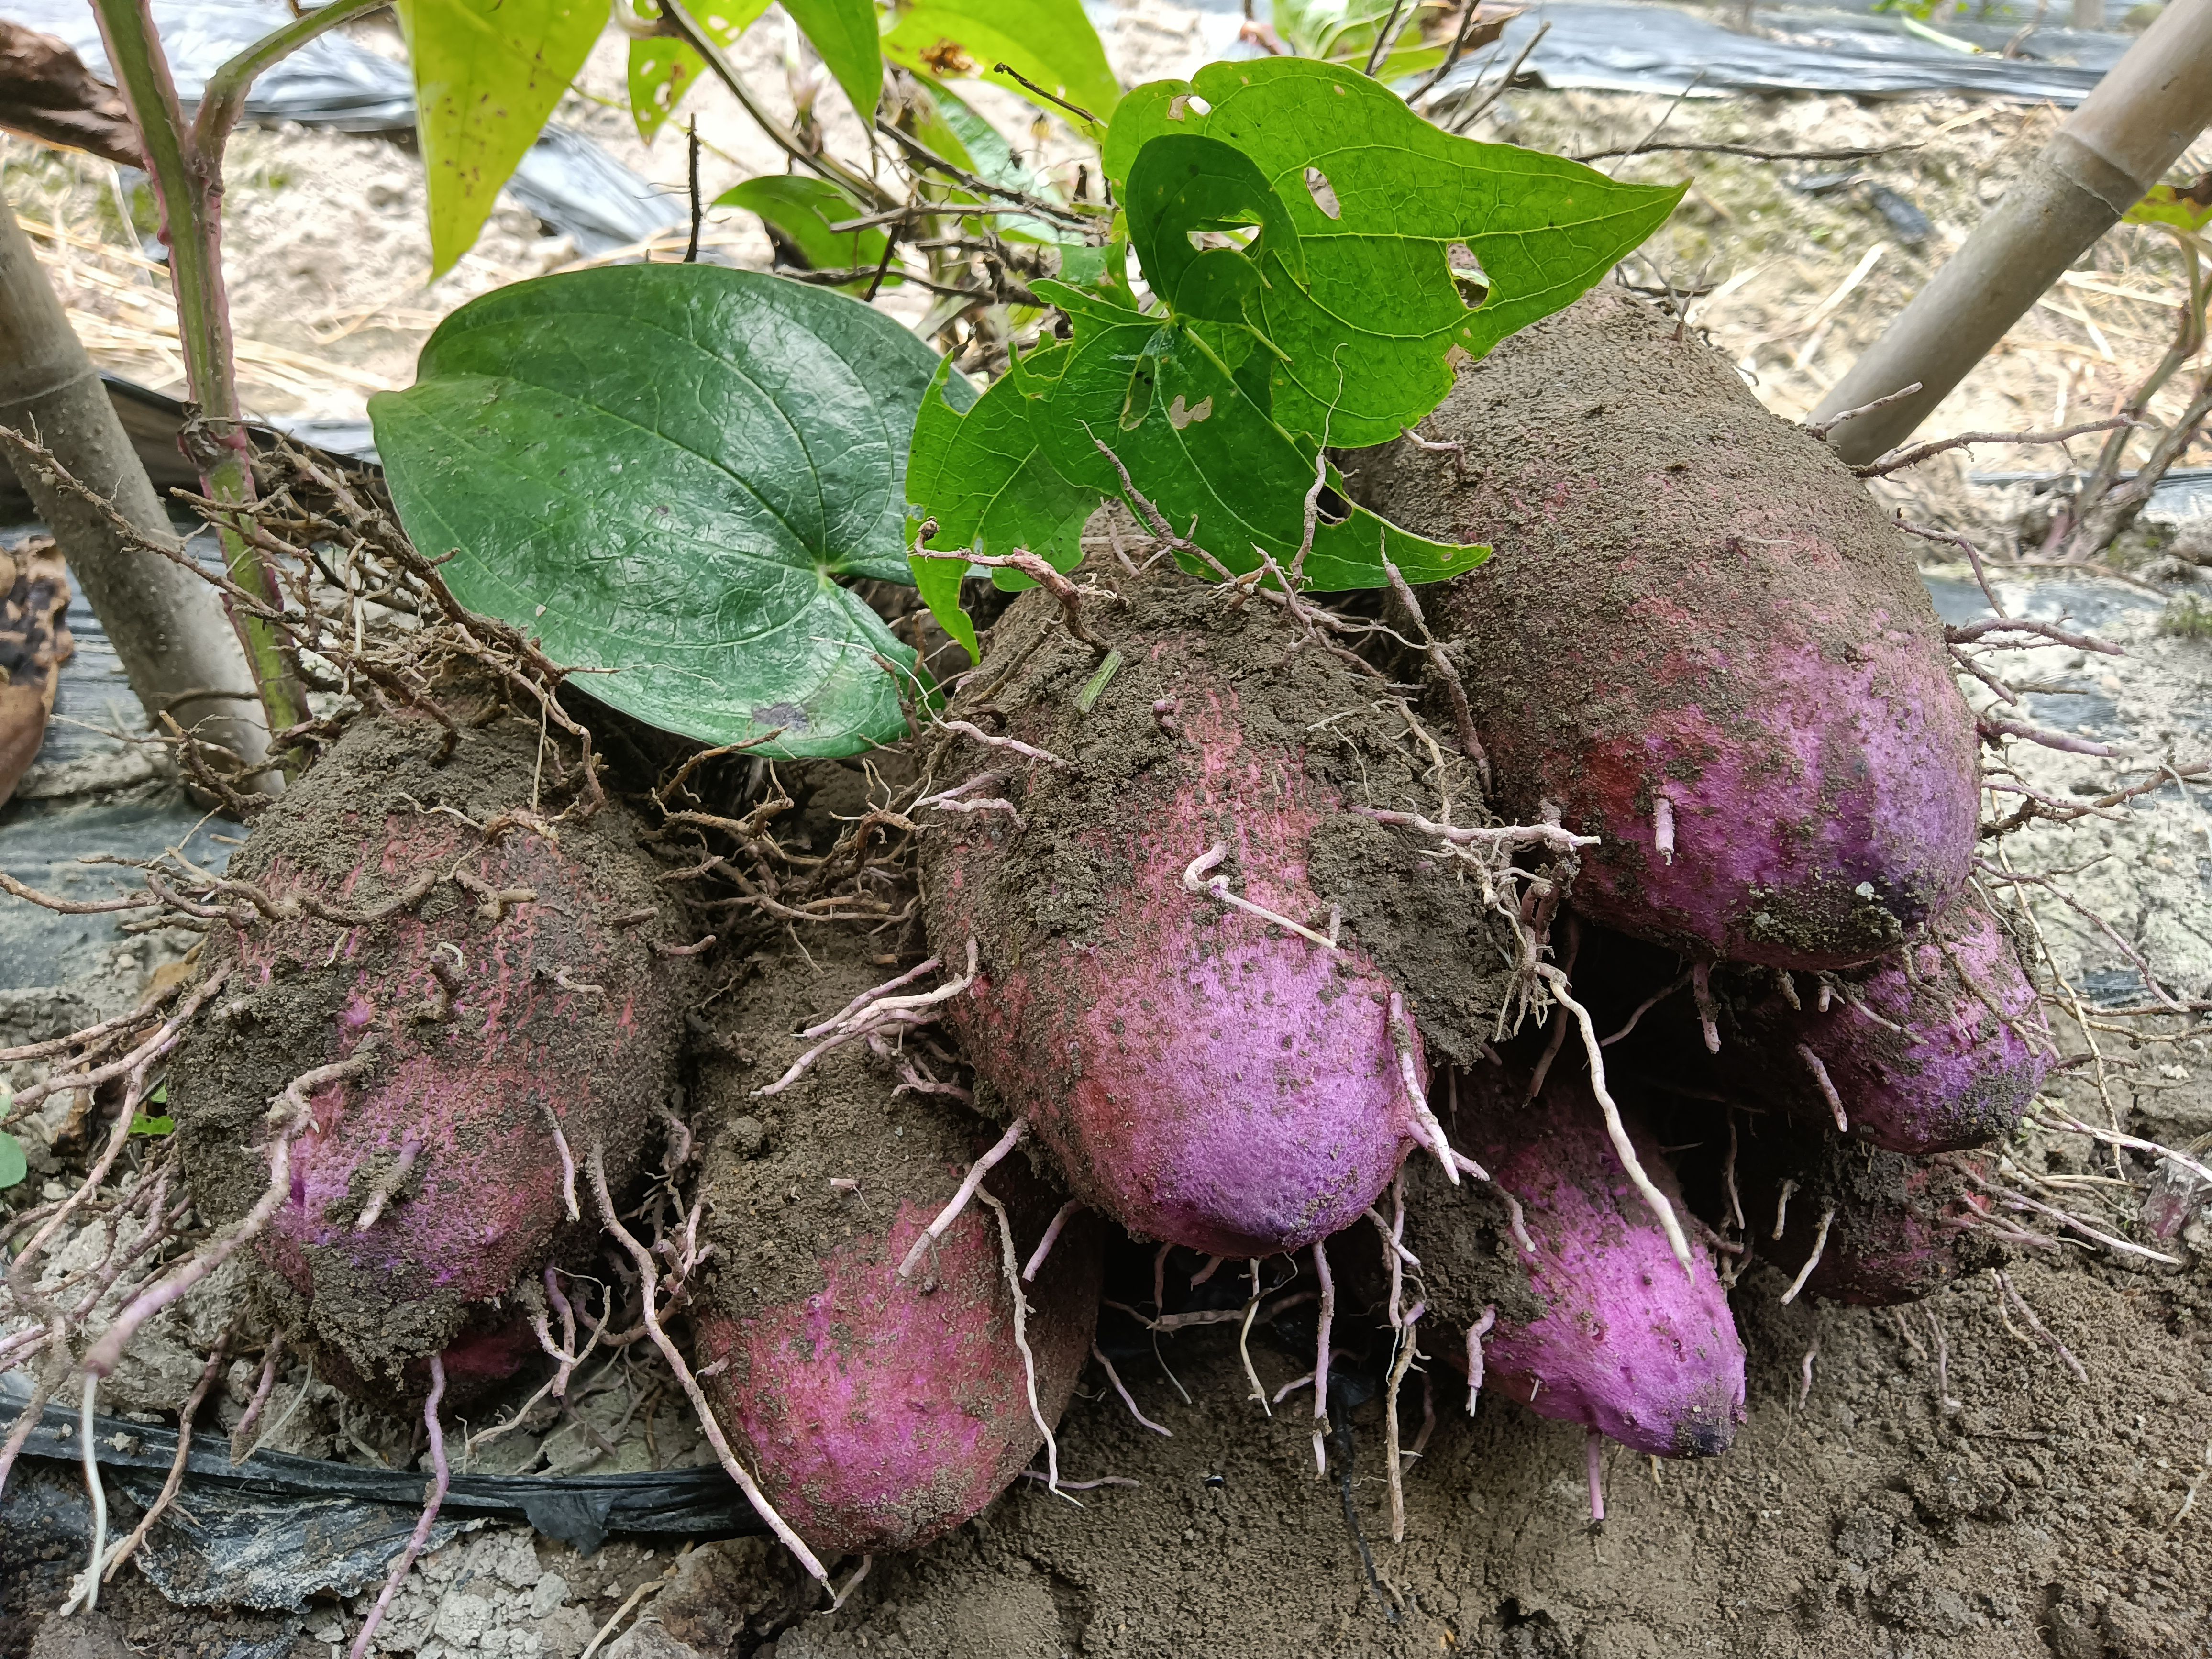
88,0,384,745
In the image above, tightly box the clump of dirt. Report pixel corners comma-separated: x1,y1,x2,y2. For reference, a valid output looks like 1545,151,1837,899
690,929,1103,1552
924,559,1515,1069
168,702,689,1396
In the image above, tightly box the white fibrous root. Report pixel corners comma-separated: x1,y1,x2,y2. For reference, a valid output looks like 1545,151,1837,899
1535,965,1696,1279
898,1117,1030,1280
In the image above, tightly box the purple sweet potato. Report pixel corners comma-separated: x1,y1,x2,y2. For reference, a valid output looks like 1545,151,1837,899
1735,1128,1999,1306
1353,288,1979,971
920,563,1512,1258
692,943,1103,1554
1405,1064,1745,1457
171,708,687,1396
1718,898,2050,1154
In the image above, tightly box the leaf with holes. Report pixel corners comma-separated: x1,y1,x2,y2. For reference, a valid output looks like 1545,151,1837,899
1101,58,1683,446
880,0,1121,133
370,266,950,757
1016,280,1485,590
718,176,902,288
628,34,704,144
395,0,607,276
1123,134,1303,326
625,0,771,143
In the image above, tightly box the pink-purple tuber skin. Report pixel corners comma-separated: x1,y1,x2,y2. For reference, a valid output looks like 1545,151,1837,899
1463,1074,1745,1458
696,1192,1102,1554
933,685,1433,1258
1725,900,2050,1154
1362,288,1980,971
178,724,679,1401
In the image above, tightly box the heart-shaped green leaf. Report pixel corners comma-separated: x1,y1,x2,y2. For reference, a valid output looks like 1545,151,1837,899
394,0,607,277
1103,59,1683,446
370,266,956,757
1124,134,1303,325
1019,280,1485,590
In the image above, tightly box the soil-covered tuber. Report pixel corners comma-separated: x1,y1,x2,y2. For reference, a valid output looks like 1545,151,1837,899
920,564,1514,1257
691,942,1102,1553
169,708,687,1397
1405,1063,1745,1458
1353,288,1979,972
1718,898,2050,1154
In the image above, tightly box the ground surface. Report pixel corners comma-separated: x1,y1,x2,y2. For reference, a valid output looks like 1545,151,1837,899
9,3,2212,1656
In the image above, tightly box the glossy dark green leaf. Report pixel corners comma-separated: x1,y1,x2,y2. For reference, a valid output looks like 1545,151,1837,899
1124,134,1303,325
370,266,950,757
1021,281,1484,590
1103,59,1683,445
717,175,900,288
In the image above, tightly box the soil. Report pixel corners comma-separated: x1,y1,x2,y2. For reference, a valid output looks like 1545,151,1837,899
747,1239,2212,1659
166,703,689,1395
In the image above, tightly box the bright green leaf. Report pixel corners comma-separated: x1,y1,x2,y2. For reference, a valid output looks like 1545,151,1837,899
628,35,707,145
0,1130,24,1192
625,0,771,143
394,0,608,277
906,348,1097,653
128,1115,175,1138
370,266,953,758
1021,281,1486,591
718,175,900,288
1124,134,1303,325
783,0,884,121
2125,178,2212,237
880,0,1121,133
1104,59,1683,445
911,552,979,663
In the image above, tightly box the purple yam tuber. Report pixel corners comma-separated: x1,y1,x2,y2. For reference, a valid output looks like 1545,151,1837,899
1736,1128,2000,1306
171,710,686,1397
692,944,1102,1553
920,564,1510,1258
1354,288,1980,971
1719,898,2051,1154
1407,1064,1745,1458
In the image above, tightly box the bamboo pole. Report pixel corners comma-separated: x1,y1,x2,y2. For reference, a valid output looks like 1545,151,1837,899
0,201,269,777
1811,0,2212,464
